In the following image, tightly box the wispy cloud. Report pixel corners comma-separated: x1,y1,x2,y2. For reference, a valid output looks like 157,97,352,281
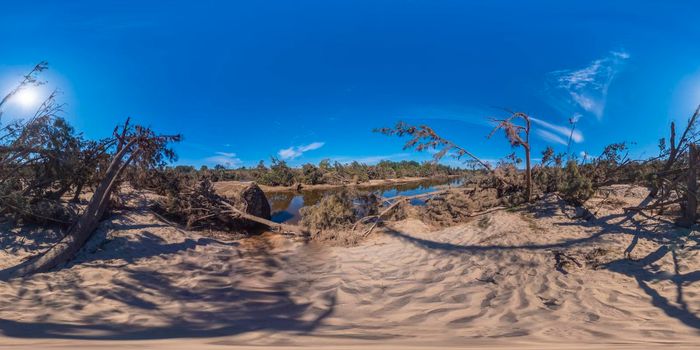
548,50,629,119
278,142,325,160
535,129,568,146
530,116,583,145
204,151,242,168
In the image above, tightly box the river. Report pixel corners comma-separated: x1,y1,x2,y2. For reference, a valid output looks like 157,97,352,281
267,177,465,224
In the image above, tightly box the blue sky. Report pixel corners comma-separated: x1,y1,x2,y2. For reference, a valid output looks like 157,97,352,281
1,1,700,168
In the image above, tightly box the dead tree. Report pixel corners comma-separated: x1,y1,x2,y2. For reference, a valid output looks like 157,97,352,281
651,105,700,197
488,112,533,202
566,114,579,160
629,106,700,228
1,119,180,278
680,144,699,227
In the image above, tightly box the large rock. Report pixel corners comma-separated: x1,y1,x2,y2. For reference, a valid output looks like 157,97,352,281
235,182,271,220
215,182,271,228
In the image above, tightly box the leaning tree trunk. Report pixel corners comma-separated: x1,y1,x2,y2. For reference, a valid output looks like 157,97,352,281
71,181,84,202
1,141,137,278
524,145,532,203
680,144,698,228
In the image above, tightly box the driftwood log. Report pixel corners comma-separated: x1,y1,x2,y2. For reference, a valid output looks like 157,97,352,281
220,202,309,237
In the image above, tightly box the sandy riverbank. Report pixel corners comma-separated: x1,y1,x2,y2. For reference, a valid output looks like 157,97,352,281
0,185,698,349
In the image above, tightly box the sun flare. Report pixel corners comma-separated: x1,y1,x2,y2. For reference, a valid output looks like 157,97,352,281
14,87,39,108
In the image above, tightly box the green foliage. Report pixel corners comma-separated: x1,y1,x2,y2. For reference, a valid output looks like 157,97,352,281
559,160,594,205
532,146,565,194
300,190,357,231
300,163,323,184
171,159,466,186
174,165,196,173
258,157,295,186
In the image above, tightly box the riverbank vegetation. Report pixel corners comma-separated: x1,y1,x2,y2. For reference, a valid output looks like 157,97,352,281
173,158,466,186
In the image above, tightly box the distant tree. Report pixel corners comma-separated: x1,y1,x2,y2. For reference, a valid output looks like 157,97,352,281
319,158,332,172
259,157,295,186
300,163,323,184
175,165,195,173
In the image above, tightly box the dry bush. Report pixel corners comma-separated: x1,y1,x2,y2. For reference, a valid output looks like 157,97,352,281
469,164,528,206
384,199,417,221
300,190,357,231
420,187,502,226
308,229,365,246
153,177,270,232
131,167,198,196
300,189,379,238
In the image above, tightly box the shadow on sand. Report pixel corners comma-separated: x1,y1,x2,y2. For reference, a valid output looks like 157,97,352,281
0,215,336,340
385,195,699,331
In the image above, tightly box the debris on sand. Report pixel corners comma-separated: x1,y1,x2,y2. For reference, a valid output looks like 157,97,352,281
419,187,504,227
300,190,379,245
154,179,271,232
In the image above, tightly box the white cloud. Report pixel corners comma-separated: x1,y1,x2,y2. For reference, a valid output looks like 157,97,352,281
548,50,629,119
611,51,630,59
535,129,568,146
215,151,236,157
278,141,325,160
204,151,241,168
530,116,583,145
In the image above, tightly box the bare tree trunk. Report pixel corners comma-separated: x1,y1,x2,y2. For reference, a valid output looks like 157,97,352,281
1,141,137,278
524,145,532,203
524,117,532,203
651,122,677,197
71,182,84,202
680,144,698,227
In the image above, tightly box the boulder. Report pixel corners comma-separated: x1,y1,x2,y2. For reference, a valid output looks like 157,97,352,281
215,182,271,228
235,182,271,220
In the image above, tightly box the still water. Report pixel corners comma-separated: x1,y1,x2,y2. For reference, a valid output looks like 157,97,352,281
268,177,464,224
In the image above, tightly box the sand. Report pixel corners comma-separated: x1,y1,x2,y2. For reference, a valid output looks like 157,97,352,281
0,185,698,349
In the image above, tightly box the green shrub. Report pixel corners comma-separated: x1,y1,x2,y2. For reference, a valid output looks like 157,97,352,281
259,158,295,186
559,160,594,206
300,191,357,231
300,163,323,185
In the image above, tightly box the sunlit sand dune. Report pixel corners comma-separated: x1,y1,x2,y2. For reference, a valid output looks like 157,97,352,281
0,186,697,349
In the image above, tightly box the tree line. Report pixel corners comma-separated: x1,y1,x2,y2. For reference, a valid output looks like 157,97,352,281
170,158,467,186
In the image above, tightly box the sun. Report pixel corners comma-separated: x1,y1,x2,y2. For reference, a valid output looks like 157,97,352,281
14,87,39,108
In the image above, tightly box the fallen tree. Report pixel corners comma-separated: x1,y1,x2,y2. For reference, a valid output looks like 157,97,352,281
1,118,180,278
628,105,700,227
150,175,309,236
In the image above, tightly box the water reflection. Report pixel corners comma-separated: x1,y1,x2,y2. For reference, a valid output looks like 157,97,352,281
269,177,464,224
